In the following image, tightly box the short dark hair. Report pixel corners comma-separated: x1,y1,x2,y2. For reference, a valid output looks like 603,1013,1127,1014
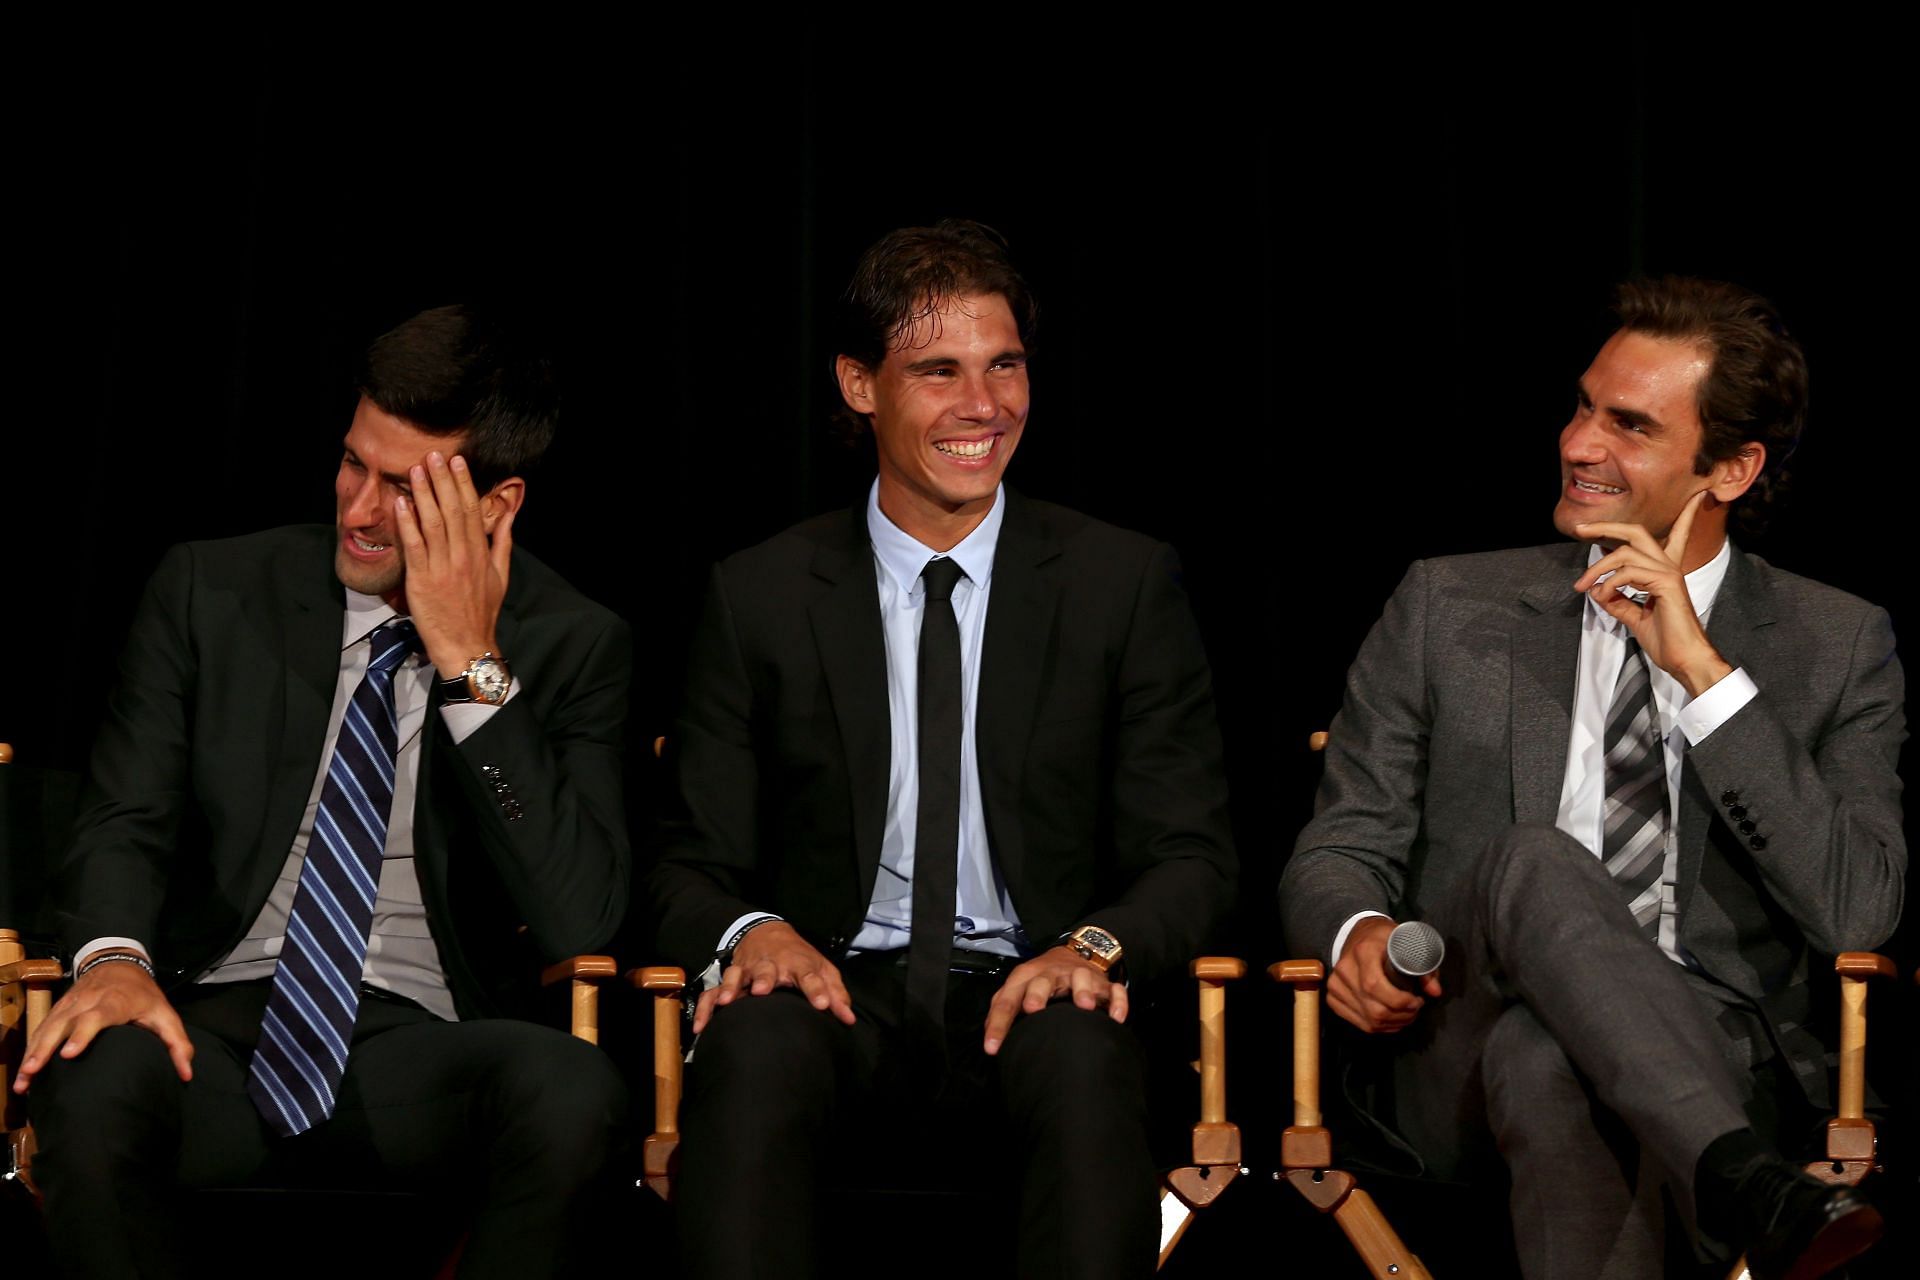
833,219,1037,432
1613,276,1807,534
357,304,557,492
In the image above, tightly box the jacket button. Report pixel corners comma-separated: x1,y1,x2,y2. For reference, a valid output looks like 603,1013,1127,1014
828,935,847,953
1728,805,1747,820
1721,790,1740,806
1738,819,1757,835
1748,835,1767,851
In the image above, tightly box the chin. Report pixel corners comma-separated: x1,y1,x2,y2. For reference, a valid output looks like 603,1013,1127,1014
334,548,403,598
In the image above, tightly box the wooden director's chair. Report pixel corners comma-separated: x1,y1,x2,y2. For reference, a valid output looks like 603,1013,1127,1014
629,955,1252,1270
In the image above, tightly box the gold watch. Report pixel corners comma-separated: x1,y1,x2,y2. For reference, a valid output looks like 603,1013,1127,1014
1065,924,1123,974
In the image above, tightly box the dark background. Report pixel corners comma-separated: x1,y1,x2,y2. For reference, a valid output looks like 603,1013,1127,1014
4,22,1913,1275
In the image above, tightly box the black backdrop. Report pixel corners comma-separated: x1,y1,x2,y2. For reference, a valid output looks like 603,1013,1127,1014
4,23,1914,1270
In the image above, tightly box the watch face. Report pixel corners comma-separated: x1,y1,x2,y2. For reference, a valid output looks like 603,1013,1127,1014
468,657,511,704
1075,926,1119,959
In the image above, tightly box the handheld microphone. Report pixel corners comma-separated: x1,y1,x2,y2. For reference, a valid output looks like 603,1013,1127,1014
1386,920,1444,990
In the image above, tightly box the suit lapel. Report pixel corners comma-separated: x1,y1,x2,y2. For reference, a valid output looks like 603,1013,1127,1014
262,538,346,894
809,508,893,905
1510,552,1584,824
975,496,1060,894
1677,547,1773,918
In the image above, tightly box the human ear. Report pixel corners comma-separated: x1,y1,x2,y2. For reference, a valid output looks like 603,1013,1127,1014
836,355,875,415
481,478,526,533
1709,443,1767,503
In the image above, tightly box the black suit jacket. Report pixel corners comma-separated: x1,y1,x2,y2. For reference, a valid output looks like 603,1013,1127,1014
1283,543,1906,1101
647,492,1236,984
53,525,633,1019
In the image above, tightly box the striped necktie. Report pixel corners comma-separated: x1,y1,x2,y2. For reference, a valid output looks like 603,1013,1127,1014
247,619,416,1136
1602,637,1668,941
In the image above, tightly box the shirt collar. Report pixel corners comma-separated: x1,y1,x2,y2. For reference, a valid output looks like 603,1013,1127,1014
341,588,404,650
866,480,1005,597
1582,535,1733,630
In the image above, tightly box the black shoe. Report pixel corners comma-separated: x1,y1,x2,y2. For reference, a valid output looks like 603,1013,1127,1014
1738,1157,1883,1280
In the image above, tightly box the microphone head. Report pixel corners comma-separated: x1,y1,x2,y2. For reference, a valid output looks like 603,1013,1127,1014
1387,921,1445,978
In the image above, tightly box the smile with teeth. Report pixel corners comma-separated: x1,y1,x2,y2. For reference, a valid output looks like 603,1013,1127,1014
1573,479,1624,495
934,437,996,459
352,535,392,552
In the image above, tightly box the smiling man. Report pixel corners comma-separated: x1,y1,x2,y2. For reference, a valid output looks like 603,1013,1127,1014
646,220,1236,1278
20,305,631,1277
1281,278,1902,1278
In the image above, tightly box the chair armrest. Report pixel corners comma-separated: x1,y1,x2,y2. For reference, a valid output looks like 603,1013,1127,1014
538,955,616,1044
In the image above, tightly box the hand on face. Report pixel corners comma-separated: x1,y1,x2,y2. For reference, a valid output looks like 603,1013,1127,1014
392,451,514,679
1571,490,1734,698
981,945,1127,1055
1326,916,1441,1035
691,921,857,1034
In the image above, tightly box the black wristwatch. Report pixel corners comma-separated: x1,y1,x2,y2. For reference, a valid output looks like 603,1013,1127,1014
438,652,512,705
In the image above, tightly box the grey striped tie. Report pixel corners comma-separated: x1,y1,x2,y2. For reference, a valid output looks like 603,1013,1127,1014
246,620,416,1136
1602,637,1667,940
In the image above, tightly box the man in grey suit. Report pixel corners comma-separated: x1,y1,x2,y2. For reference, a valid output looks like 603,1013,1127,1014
1281,277,1901,1278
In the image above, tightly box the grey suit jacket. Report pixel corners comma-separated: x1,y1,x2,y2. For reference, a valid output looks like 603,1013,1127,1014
1282,541,1905,1102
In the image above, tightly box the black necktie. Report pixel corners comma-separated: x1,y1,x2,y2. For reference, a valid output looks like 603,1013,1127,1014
906,557,967,1065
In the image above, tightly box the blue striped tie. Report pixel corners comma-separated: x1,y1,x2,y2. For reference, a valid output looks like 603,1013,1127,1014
247,620,416,1137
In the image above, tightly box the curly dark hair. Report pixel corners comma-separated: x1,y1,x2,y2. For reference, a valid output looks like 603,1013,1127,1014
1613,277,1807,535
832,219,1037,434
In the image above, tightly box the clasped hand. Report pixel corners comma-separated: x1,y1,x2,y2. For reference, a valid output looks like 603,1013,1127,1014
394,451,513,678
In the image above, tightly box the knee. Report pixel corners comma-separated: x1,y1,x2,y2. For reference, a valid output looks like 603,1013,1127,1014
997,1004,1145,1129
683,992,838,1128
487,1030,629,1183
26,1026,185,1170
1474,822,1601,916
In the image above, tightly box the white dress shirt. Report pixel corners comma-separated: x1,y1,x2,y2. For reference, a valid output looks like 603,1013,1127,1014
77,589,515,1021
712,482,1028,968
1328,538,1759,970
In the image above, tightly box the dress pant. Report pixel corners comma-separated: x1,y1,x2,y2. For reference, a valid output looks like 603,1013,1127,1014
676,952,1157,1279
1388,824,1798,1278
28,978,628,1279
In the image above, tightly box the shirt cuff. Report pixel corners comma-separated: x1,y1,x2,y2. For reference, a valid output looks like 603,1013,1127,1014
715,912,783,962
75,936,151,971
1677,666,1758,746
439,678,521,744
1329,911,1392,970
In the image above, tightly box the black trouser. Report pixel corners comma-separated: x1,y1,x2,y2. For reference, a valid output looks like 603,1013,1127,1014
28,978,629,1279
676,951,1158,1279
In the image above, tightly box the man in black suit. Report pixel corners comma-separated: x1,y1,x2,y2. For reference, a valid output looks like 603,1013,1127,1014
646,220,1236,1277
1282,278,1900,1277
17,306,631,1277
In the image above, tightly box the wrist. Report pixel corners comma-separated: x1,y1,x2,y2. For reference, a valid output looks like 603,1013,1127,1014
1674,650,1735,699
428,637,499,679
76,950,157,983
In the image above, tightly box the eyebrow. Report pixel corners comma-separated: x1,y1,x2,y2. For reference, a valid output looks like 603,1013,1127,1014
1576,382,1664,434
900,349,1028,373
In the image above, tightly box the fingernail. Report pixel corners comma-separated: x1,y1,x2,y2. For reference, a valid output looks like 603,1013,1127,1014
429,452,445,467
451,456,467,473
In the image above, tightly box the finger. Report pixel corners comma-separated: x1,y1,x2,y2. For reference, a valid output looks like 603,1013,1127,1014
393,494,426,567
16,1009,79,1089
408,463,447,558
1663,489,1710,563
1571,520,1666,562
1107,981,1129,1024
748,959,780,996
1022,974,1056,1015
1326,990,1375,1034
823,969,857,1026
56,1011,107,1060
1422,973,1444,999
797,969,831,1011
712,963,745,1007
982,986,1022,1055
1070,966,1101,1011
144,1008,195,1082
693,987,720,1034
434,453,482,555
1573,545,1661,593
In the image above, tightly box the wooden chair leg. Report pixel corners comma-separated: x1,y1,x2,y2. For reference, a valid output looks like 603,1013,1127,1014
1727,951,1895,1280
1270,960,1432,1280
627,967,685,1202
1159,957,1247,1268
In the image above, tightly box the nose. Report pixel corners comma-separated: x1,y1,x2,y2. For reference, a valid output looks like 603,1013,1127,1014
953,371,996,422
1560,413,1606,465
342,471,387,529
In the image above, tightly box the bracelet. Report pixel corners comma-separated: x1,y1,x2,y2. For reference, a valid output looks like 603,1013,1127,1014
720,917,780,963
76,950,157,981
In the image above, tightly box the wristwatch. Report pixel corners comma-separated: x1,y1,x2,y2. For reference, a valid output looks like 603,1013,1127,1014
1064,924,1124,975
439,652,512,706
